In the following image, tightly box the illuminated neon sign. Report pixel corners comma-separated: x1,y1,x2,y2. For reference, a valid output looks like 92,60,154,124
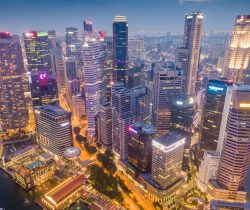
208,85,224,91
239,103,250,108
61,122,70,127
129,127,138,134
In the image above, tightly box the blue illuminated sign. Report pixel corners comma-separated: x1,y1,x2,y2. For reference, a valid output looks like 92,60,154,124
208,85,224,91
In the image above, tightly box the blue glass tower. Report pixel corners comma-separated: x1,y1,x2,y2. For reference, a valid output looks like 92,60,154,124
113,16,128,83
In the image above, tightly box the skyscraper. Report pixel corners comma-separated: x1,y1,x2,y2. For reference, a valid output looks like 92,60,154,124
113,16,128,83
34,105,73,160
97,102,112,148
200,80,233,156
64,57,80,106
0,32,28,133
83,20,93,33
224,15,250,85
65,27,82,66
29,72,58,106
208,85,250,202
83,33,105,137
128,122,156,173
23,31,52,72
112,82,133,160
151,132,185,189
176,11,203,95
152,62,184,136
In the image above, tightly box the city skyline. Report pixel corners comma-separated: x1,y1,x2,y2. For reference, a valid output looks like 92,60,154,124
0,0,250,36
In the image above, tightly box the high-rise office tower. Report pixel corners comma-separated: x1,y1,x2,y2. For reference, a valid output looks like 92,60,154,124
23,31,57,106
152,62,184,136
176,12,203,95
53,48,66,95
83,20,93,33
113,16,128,83
29,72,58,106
83,33,105,137
23,31,52,72
128,122,156,173
200,80,233,156
208,85,250,202
97,102,112,148
171,95,194,131
65,27,82,63
224,15,250,85
34,105,73,160
198,151,220,192
151,132,185,189
128,38,146,64
112,82,133,160
0,32,29,132
48,30,57,50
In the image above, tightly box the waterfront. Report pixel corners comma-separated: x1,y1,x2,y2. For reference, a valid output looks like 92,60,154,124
0,169,41,210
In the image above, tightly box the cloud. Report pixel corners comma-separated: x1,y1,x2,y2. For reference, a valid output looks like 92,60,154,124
178,0,214,5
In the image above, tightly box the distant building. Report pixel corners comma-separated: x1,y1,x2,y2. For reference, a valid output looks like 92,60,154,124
34,105,73,160
65,27,81,64
97,102,112,148
128,38,146,64
152,62,184,136
0,32,29,132
198,151,220,192
224,15,250,85
113,16,128,83
128,122,156,173
83,20,93,33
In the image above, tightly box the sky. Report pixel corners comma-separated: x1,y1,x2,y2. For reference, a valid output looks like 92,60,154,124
0,0,249,37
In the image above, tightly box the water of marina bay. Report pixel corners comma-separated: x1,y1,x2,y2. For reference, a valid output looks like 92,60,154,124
0,169,89,210
1,167,250,209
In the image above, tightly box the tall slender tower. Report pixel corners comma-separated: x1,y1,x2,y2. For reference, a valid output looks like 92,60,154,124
111,82,133,160
179,11,203,95
83,32,105,137
113,16,128,83
0,32,28,133
224,15,250,85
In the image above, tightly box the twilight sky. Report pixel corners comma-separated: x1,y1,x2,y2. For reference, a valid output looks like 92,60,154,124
0,0,249,36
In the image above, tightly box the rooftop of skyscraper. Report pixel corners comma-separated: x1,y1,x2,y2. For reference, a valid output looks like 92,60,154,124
35,105,69,117
153,131,185,148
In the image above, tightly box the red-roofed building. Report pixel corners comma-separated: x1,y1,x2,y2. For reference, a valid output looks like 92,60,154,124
41,174,86,210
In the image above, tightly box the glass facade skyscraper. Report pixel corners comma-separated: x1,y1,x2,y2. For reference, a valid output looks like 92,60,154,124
23,31,52,72
113,16,128,83
200,80,233,157
128,122,156,173
0,32,28,132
